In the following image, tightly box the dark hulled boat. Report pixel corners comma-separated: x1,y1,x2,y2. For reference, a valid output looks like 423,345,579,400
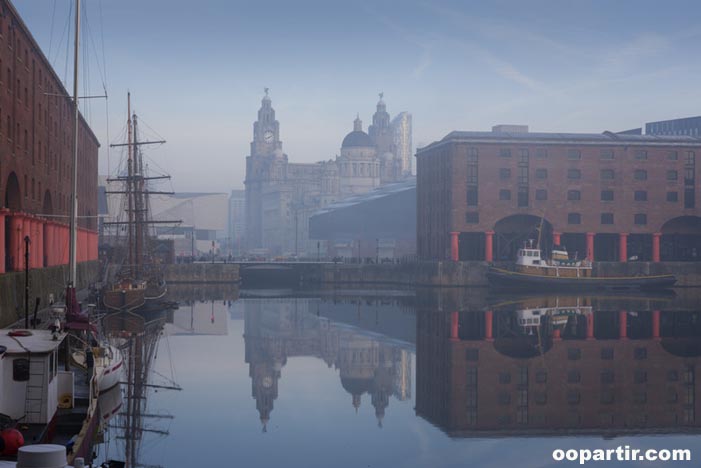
487,241,676,291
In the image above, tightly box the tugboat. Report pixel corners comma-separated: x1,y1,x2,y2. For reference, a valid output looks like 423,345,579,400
487,240,676,290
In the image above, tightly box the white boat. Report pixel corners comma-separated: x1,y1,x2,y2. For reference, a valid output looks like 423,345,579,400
71,344,124,394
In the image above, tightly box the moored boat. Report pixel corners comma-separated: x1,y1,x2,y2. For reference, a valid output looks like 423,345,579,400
488,240,676,290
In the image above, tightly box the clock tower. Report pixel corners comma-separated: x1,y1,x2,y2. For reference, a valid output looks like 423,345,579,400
251,88,282,157
245,89,286,250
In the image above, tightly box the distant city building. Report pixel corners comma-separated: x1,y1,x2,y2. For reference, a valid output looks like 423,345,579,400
392,112,413,176
228,189,246,256
101,186,229,259
416,126,701,262
309,177,416,259
244,91,412,256
646,116,701,137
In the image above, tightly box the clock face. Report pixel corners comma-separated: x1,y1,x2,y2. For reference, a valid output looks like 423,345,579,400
263,131,274,143
262,376,273,388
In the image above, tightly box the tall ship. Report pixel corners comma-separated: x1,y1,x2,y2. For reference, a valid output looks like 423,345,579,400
103,95,179,312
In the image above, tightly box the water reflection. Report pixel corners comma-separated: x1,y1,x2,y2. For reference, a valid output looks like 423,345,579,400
243,295,413,430
416,289,701,438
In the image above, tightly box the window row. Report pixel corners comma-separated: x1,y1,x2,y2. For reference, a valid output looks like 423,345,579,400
498,168,687,181
568,213,649,225
491,148,696,162
492,189,682,203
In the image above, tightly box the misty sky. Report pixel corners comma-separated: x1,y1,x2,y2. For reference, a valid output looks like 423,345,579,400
15,0,701,193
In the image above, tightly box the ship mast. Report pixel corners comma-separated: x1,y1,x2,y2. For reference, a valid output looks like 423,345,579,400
127,94,135,275
68,0,81,293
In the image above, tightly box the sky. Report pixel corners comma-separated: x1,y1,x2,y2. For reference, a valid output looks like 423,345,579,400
14,0,701,193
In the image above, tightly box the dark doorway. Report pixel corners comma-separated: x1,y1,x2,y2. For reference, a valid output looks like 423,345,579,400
458,232,484,261
660,216,701,261
594,233,618,261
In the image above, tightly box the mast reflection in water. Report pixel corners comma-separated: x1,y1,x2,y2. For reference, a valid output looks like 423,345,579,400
107,287,701,467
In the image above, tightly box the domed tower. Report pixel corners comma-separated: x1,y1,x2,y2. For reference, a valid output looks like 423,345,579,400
368,92,393,156
337,116,379,197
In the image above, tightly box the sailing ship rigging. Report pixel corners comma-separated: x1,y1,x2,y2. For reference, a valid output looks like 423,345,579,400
103,94,180,312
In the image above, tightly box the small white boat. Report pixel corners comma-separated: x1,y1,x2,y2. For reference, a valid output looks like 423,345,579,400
72,344,124,394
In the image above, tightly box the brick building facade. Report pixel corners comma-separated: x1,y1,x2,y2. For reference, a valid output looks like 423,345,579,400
416,128,701,262
0,0,99,273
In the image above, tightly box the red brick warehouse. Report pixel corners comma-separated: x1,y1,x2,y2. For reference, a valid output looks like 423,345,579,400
416,126,701,262
0,0,100,273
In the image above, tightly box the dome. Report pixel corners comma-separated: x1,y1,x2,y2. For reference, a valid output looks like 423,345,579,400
340,376,373,395
342,131,374,148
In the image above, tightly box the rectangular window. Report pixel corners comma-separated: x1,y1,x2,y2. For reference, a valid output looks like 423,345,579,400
601,348,614,360
535,148,547,159
634,169,647,180
600,149,614,160
567,190,581,201
467,147,478,162
600,169,614,180
667,170,678,181
634,213,647,225
567,169,581,180
685,188,695,209
466,212,479,224
519,148,529,162
500,148,511,158
686,151,695,165
601,190,614,201
601,213,614,224
499,189,511,200
667,191,678,202
685,168,694,184
466,165,478,183
466,349,479,361
535,168,547,179
518,166,528,185
634,190,647,201
535,189,547,200
567,149,581,160
568,213,581,225
634,150,648,160
517,188,528,207
668,151,678,161
467,187,478,206
499,168,511,179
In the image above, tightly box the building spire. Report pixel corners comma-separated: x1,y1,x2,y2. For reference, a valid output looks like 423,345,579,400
353,114,362,132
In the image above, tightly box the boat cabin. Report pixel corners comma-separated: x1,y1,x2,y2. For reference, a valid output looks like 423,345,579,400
515,247,544,266
0,330,73,425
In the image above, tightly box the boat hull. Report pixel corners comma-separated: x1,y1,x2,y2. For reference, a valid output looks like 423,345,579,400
103,288,146,312
487,267,677,290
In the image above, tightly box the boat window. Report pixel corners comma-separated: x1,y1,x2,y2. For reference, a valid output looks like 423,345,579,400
533,260,540,265
49,350,56,382
13,358,30,381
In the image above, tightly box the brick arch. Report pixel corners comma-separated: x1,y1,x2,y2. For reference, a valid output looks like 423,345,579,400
660,215,701,234
493,214,553,261
4,171,21,210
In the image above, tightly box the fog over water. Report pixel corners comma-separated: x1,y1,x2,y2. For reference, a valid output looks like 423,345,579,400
15,0,701,192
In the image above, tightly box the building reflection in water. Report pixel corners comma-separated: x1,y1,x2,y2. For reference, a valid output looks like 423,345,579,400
243,296,413,430
416,290,701,437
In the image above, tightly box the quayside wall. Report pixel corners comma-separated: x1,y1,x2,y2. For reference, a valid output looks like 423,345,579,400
315,261,701,288
163,263,240,284
0,261,99,328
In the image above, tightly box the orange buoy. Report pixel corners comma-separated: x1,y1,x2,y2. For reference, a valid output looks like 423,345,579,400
0,428,25,455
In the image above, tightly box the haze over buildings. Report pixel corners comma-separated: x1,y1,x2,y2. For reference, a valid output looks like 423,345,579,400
14,1,701,194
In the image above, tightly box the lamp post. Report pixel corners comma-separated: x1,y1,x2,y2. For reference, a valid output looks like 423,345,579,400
24,235,30,329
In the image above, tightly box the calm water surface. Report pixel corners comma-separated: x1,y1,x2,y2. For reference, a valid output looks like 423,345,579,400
102,288,701,467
